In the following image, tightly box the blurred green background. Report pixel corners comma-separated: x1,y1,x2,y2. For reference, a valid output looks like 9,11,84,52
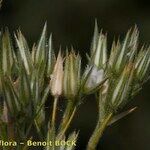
0,0,150,150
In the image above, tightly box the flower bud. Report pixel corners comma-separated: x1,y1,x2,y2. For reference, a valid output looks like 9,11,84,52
50,51,63,97
90,20,99,56
109,28,139,73
90,21,107,68
135,48,150,81
93,33,107,68
82,65,104,94
110,63,134,109
63,52,81,99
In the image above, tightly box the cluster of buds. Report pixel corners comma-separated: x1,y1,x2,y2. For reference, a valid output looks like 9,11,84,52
50,51,81,99
108,27,139,74
49,23,150,113
107,32,150,111
86,22,150,116
86,23,150,150
0,22,149,150
49,50,107,99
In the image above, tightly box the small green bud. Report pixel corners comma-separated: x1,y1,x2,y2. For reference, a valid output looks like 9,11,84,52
110,63,135,109
93,33,107,68
2,29,14,76
90,22,107,68
90,19,99,56
135,48,150,81
63,52,81,99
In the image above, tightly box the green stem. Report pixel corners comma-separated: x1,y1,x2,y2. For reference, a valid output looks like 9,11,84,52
51,96,58,128
57,107,77,139
86,113,113,150
59,101,74,133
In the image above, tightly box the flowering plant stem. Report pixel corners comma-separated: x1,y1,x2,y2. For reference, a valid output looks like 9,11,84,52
59,100,75,133
58,107,77,139
52,96,59,128
87,113,113,150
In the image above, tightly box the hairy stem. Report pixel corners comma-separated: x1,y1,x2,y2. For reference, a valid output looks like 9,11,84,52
59,100,74,133
51,96,59,128
87,113,113,150
58,107,77,138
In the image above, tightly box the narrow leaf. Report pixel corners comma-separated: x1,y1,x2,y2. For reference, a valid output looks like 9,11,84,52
108,107,137,125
